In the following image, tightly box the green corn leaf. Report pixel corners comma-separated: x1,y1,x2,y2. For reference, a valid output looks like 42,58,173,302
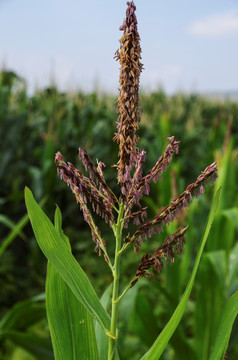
24,187,111,333
206,250,227,288
208,290,238,360
95,284,113,360
93,284,120,360
117,280,148,359
0,295,46,332
0,214,26,240
227,242,238,293
213,141,234,210
194,254,225,359
1,331,53,360
46,206,99,360
0,213,28,258
0,197,46,258
222,207,238,231
140,188,221,360
131,292,159,347
119,280,147,336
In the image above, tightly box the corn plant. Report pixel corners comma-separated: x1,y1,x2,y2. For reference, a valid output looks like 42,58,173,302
24,2,238,359
0,295,53,360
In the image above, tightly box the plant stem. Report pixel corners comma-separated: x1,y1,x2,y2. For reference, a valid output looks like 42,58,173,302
114,283,132,304
107,203,124,360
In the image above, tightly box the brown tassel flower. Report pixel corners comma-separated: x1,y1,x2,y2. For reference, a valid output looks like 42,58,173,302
54,1,218,278
125,162,218,247
131,226,188,286
113,1,143,190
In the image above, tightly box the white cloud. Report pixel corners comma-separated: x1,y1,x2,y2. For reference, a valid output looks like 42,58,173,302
189,9,238,37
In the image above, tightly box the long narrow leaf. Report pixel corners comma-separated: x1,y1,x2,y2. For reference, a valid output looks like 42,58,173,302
0,214,26,240
95,284,112,360
194,254,225,359
0,198,46,258
227,243,238,293
25,187,110,332
140,188,221,360
1,331,53,360
94,284,120,360
0,296,46,331
46,206,99,360
0,213,28,257
208,290,238,360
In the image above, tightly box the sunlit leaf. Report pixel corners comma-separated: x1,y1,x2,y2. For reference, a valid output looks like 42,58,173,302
46,206,99,360
25,187,110,333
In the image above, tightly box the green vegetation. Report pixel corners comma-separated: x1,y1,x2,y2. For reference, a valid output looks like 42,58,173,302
0,69,238,359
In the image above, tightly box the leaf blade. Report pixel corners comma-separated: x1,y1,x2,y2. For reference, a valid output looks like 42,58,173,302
208,290,238,360
25,187,110,333
1,331,53,360
46,206,99,360
140,188,221,360
94,284,112,360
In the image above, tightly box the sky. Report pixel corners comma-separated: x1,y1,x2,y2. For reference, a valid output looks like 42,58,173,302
0,0,238,94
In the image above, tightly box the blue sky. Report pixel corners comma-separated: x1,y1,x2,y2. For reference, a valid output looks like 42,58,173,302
0,0,238,94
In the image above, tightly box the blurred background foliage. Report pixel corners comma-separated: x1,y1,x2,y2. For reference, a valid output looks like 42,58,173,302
0,70,238,359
